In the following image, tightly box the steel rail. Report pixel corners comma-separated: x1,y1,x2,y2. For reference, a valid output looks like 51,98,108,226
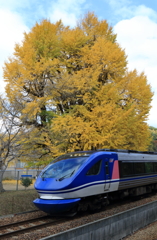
0,215,50,230
0,216,65,239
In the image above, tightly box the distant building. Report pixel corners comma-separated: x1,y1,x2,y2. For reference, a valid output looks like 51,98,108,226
7,159,26,170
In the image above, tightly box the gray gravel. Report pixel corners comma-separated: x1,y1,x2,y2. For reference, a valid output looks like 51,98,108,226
1,194,157,239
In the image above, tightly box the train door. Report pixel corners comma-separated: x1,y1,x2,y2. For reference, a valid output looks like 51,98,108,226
104,158,111,191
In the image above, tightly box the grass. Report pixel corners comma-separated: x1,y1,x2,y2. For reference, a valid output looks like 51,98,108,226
3,179,36,184
0,189,38,216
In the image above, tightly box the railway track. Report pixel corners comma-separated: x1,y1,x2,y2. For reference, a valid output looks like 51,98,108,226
0,193,156,239
0,215,65,239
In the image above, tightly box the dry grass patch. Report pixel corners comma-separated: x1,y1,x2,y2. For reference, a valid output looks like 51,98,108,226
3,179,35,184
0,189,38,216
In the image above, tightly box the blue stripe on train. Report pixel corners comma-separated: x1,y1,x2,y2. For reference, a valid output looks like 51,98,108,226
37,174,157,195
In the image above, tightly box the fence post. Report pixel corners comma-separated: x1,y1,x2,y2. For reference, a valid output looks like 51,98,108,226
16,171,19,191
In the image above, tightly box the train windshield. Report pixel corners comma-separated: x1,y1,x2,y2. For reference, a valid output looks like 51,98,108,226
41,156,89,180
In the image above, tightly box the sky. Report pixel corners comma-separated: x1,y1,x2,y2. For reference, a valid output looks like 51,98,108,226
0,0,157,127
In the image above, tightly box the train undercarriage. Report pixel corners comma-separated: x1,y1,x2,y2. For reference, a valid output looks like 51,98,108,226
74,183,157,215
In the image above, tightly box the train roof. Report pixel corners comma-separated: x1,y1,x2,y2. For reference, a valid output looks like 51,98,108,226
97,149,157,155
97,149,157,161
67,149,157,155
54,149,157,162
68,149,157,154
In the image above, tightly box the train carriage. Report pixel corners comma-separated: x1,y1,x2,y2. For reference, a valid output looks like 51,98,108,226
33,149,157,215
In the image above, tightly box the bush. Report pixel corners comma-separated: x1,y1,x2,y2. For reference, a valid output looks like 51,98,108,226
20,177,33,190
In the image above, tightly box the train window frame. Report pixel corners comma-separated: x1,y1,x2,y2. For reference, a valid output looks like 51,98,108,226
86,160,102,176
119,160,157,178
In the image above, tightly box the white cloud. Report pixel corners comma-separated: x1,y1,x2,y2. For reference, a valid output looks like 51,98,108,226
48,0,88,27
134,5,157,20
0,8,29,93
0,9,28,51
114,15,157,127
120,5,157,21
49,9,77,27
107,0,131,7
107,0,157,18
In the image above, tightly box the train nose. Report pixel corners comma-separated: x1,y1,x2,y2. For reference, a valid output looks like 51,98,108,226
33,198,81,215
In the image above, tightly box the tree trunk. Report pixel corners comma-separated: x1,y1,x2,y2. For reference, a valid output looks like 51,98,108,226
0,167,6,192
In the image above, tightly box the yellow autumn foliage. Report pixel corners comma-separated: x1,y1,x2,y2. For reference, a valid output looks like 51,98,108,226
2,12,153,164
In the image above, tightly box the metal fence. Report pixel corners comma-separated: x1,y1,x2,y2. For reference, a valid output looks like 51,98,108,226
1,169,42,191
3,169,42,180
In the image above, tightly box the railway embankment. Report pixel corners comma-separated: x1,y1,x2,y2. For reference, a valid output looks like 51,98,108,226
41,200,157,240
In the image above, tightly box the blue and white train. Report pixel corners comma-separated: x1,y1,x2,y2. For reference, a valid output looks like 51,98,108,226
33,149,157,215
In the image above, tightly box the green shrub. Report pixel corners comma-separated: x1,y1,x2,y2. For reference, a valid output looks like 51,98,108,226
20,177,33,190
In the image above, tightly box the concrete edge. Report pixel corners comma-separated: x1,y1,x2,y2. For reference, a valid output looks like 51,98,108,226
41,199,157,240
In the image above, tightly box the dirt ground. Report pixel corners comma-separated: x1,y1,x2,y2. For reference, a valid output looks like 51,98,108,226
124,221,157,240
2,180,35,191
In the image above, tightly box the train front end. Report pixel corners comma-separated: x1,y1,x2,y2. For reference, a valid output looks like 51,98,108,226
33,152,90,215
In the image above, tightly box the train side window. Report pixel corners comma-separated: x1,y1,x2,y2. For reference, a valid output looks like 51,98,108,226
154,162,157,173
86,160,102,176
119,161,134,178
145,162,153,173
134,162,145,175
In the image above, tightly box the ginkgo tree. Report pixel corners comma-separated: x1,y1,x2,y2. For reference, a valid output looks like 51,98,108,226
3,12,153,165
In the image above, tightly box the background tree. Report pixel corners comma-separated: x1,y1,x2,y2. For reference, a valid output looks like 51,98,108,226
149,127,157,151
3,12,153,166
0,97,22,192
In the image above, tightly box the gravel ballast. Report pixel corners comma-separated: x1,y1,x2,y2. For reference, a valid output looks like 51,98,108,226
1,194,157,239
